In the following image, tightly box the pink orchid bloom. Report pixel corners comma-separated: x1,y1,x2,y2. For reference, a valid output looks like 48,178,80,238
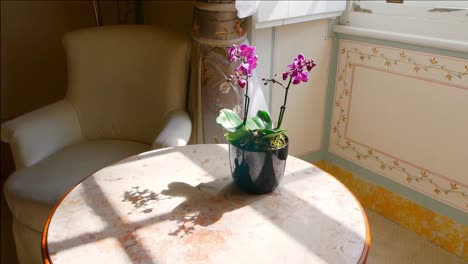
227,44,258,87
228,45,238,62
239,44,256,59
282,53,315,84
306,59,317,71
237,63,251,76
292,71,308,85
237,79,247,88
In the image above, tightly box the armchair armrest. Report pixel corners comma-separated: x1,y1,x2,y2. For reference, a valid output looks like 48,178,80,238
152,110,192,149
1,100,83,169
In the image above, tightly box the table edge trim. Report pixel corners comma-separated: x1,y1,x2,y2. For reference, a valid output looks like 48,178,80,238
41,165,108,264
322,169,372,264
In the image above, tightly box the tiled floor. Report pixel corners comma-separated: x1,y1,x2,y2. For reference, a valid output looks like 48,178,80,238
0,186,465,264
365,209,466,264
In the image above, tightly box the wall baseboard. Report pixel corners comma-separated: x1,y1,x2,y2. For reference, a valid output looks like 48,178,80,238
315,160,467,261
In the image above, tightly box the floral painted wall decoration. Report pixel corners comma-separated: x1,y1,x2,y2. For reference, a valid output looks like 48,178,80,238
330,40,468,212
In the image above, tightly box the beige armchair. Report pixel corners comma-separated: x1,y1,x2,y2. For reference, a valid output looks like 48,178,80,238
1,25,192,264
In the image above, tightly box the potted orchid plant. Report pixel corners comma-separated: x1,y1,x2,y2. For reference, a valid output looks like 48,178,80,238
216,44,316,194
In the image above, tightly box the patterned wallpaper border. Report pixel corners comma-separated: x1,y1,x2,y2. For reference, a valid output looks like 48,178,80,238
329,39,468,212
344,64,467,187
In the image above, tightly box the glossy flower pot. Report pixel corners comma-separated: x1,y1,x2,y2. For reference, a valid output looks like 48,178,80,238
229,139,289,194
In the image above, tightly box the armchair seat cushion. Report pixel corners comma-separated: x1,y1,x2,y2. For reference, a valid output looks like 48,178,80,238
4,140,150,232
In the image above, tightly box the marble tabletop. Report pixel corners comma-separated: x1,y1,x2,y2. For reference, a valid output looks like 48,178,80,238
43,144,369,264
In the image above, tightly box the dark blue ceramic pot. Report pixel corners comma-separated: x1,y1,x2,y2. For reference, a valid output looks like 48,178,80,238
229,139,289,194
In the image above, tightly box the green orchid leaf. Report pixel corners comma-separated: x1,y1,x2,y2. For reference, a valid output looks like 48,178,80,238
258,128,285,135
251,116,266,130
273,128,286,133
259,128,286,138
256,110,273,129
225,128,250,143
264,133,282,139
216,109,242,132
257,129,274,135
246,118,261,130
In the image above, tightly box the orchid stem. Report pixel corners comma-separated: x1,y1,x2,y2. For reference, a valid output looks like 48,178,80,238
276,76,292,129
242,76,250,127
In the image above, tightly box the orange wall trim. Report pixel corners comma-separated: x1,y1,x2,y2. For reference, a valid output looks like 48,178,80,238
315,160,467,261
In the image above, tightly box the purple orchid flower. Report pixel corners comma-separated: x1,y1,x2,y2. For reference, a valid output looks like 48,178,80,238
227,44,258,88
237,63,251,76
282,53,316,85
237,79,247,88
228,45,238,62
292,71,308,84
239,44,256,59
223,45,318,132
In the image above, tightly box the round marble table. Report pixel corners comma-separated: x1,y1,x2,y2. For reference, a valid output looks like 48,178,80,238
42,144,370,264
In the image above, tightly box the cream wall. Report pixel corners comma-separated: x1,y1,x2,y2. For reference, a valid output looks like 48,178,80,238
0,1,96,123
0,0,134,123
2,1,71,122
142,1,193,36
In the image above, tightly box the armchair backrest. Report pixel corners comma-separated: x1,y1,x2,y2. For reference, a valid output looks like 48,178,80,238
64,25,191,145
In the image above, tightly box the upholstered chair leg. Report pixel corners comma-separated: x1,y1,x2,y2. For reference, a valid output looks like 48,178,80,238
12,219,42,264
